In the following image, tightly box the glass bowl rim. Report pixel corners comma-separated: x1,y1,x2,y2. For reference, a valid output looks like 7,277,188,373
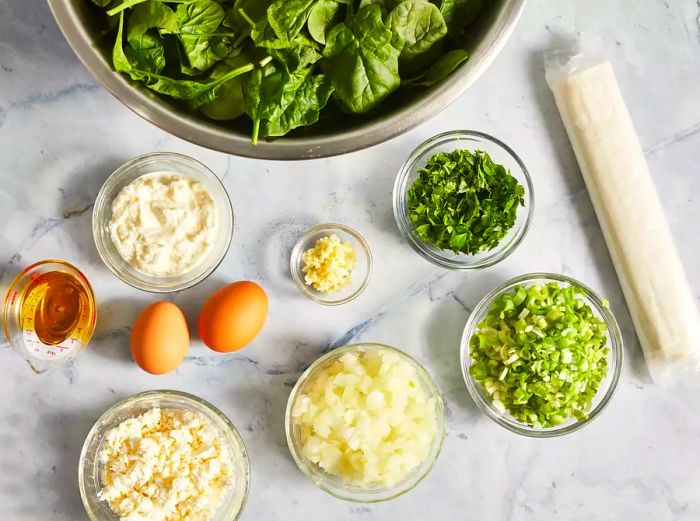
392,129,535,270
78,389,251,521
460,272,624,437
289,223,373,306
284,342,446,502
92,152,234,293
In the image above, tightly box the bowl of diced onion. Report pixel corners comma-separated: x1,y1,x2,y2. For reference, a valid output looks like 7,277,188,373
460,273,623,437
285,343,446,502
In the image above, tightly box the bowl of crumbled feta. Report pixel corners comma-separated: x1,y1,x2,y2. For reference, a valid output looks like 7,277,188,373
79,390,250,521
285,343,445,502
93,153,234,293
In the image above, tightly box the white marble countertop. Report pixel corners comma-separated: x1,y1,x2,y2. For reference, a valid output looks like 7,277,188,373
2,1,699,520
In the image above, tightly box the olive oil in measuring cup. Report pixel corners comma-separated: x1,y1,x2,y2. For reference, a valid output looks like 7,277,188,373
2,260,96,373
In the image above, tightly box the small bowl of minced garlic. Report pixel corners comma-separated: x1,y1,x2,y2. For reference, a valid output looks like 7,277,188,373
290,223,372,305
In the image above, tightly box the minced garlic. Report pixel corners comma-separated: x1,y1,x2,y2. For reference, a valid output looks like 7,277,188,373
301,234,357,293
97,408,233,521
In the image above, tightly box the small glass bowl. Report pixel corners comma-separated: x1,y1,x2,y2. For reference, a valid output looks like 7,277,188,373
79,390,250,521
285,343,446,502
93,152,234,293
290,223,372,306
460,273,623,437
393,130,534,269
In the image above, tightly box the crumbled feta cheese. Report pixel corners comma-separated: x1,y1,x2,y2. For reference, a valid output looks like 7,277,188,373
98,408,233,521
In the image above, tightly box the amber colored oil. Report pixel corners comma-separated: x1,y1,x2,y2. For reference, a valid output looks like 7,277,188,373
21,271,89,346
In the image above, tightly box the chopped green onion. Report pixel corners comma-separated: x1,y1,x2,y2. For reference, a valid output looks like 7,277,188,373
469,282,610,428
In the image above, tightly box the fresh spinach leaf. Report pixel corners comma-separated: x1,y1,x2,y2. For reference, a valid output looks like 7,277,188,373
269,46,321,72
403,48,468,86
125,3,177,73
128,1,177,34
245,64,316,143
322,4,400,113
387,0,447,71
307,0,342,45
115,13,267,108
439,0,483,38
267,0,318,41
107,0,181,16
198,55,251,120
226,0,271,30
263,73,334,137
176,0,233,72
113,12,135,74
358,0,402,11
243,12,316,49
147,64,251,103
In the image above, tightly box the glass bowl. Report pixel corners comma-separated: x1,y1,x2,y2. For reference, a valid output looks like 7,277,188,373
393,130,534,270
92,152,234,293
79,390,250,521
290,223,372,306
460,273,624,437
285,343,446,502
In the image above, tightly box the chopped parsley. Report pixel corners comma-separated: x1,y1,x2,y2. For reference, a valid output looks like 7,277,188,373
407,149,525,255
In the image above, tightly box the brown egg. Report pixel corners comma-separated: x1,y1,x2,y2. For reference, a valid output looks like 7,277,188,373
131,301,189,375
199,281,268,353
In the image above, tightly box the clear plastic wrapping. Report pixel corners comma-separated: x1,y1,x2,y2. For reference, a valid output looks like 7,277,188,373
545,38,700,386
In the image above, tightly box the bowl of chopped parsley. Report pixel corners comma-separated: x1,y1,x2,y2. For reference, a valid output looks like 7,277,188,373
460,273,623,437
393,130,533,269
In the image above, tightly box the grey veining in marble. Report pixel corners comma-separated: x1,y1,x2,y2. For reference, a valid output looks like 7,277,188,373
1,1,699,520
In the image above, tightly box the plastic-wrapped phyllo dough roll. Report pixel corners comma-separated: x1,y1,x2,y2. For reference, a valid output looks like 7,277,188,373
545,38,700,386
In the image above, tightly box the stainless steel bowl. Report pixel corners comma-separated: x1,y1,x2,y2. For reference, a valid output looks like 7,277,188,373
47,0,526,160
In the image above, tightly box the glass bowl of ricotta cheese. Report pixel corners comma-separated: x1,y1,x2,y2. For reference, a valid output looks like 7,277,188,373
79,390,250,521
93,152,234,292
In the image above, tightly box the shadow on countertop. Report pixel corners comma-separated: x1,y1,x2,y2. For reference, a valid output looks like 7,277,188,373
0,404,104,520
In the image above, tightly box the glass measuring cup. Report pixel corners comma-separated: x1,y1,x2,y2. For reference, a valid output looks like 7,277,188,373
2,260,96,373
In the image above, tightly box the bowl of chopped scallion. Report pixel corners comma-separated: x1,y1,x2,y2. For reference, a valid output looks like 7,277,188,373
393,130,534,269
460,273,623,437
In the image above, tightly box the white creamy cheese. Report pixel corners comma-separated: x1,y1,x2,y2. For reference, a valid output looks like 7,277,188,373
98,408,233,521
109,173,218,276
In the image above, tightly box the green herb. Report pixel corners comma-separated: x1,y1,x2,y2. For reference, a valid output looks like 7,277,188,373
469,283,611,428
94,0,490,142
406,148,525,254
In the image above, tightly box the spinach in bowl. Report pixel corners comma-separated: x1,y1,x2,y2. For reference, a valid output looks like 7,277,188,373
89,0,488,143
